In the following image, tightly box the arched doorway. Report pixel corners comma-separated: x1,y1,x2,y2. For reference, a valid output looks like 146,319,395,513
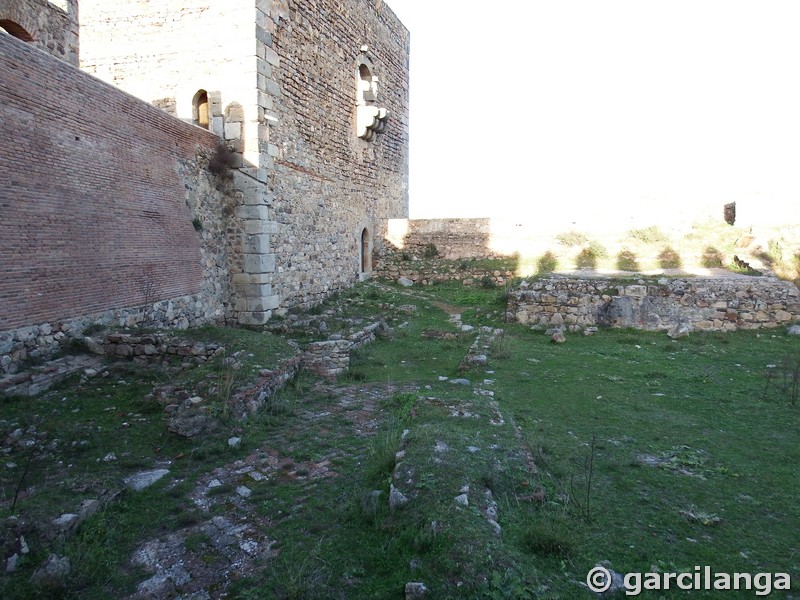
192,89,210,129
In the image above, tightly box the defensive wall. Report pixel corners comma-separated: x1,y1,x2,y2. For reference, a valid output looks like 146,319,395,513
0,32,236,373
1,0,409,374
80,0,410,320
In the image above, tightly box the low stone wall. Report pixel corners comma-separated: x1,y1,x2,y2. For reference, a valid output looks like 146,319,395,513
0,294,225,375
99,333,224,361
509,276,800,333
303,321,385,377
374,258,515,288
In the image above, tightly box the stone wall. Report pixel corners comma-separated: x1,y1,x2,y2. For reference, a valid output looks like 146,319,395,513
80,0,410,321
266,0,410,312
0,0,79,65
383,219,502,260
0,33,237,373
509,276,800,333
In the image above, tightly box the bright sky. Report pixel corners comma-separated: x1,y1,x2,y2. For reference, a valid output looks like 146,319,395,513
386,0,800,224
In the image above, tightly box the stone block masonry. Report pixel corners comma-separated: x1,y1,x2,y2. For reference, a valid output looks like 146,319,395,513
0,33,238,372
509,276,800,333
0,0,79,66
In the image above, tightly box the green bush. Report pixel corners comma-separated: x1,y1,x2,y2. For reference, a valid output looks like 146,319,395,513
616,249,639,271
576,248,598,269
537,251,558,274
658,246,682,269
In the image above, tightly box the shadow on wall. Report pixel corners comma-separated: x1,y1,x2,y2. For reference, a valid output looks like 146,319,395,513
383,218,497,261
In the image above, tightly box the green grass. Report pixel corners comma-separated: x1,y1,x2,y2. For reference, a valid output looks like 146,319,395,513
2,281,799,598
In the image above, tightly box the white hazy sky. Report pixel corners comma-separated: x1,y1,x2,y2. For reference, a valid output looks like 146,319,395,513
385,0,800,223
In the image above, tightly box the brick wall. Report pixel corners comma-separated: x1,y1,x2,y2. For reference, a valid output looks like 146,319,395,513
0,33,225,336
0,0,78,65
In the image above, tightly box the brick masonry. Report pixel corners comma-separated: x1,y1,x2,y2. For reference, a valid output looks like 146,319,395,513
0,33,237,372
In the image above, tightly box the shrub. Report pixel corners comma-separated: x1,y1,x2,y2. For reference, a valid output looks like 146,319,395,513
576,248,597,269
537,251,558,274
658,246,682,269
422,243,439,259
701,247,724,268
617,250,639,272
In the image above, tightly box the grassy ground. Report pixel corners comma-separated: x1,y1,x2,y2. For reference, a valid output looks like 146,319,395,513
1,282,799,598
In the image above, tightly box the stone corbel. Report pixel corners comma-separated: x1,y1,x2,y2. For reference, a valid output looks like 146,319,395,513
357,105,388,141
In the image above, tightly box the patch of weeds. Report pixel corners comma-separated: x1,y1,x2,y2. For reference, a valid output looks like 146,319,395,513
489,334,512,359
175,510,203,528
556,230,589,247
627,225,668,244
521,517,577,558
762,354,800,404
388,392,417,423
482,567,538,599
365,428,402,487
422,243,439,259
185,531,212,552
480,275,497,289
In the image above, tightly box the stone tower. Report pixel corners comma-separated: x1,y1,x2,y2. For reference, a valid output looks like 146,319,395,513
79,0,410,324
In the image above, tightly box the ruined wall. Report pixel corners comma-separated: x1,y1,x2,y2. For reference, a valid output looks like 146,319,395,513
266,0,410,312
382,219,502,260
0,0,78,65
509,276,800,333
0,34,234,373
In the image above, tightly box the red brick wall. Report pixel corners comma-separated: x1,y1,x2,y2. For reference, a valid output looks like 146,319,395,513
0,33,219,332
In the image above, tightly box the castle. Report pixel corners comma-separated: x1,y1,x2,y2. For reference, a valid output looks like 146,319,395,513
0,0,409,372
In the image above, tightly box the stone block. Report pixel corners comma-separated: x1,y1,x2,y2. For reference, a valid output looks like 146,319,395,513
235,204,270,220
624,285,647,298
239,283,273,297
243,253,276,274
244,219,278,234
238,311,272,326
224,122,242,140
247,295,280,312
242,233,271,254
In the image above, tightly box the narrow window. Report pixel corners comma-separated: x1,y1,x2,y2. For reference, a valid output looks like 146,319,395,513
192,90,210,129
0,20,34,42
